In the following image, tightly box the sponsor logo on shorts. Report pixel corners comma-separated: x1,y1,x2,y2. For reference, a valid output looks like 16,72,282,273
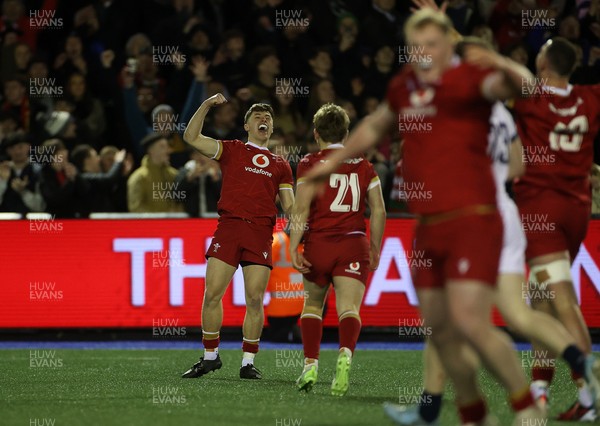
213,243,220,252
345,262,361,275
252,154,270,168
263,251,268,259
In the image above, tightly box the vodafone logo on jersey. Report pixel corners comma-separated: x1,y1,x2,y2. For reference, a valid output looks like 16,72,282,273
252,154,270,168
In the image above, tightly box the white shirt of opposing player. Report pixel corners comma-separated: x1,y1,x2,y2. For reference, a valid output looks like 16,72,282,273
487,102,517,203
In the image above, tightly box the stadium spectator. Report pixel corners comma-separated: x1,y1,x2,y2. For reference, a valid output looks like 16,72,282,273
99,145,129,212
362,0,406,48
70,144,132,216
127,133,183,213
306,79,336,123
248,46,280,104
53,34,88,83
271,82,307,150
175,149,221,217
0,132,44,214
305,48,333,88
210,30,249,93
364,45,396,99
330,13,366,100
2,77,29,131
64,72,106,146
39,138,89,218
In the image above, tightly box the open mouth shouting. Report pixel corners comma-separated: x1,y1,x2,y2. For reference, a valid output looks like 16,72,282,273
258,124,268,131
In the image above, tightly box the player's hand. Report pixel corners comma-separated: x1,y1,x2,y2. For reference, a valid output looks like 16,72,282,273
463,44,506,70
0,161,12,181
368,247,380,271
64,162,78,180
114,149,126,163
411,0,448,14
203,93,227,108
190,56,210,82
100,50,115,69
11,175,28,193
291,249,312,274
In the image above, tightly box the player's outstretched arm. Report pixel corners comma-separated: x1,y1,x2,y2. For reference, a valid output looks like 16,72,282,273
183,93,227,158
289,183,313,274
303,103,396,185
366,179,386,271
507,136,525,180
464,47,535,100
278,187,294,216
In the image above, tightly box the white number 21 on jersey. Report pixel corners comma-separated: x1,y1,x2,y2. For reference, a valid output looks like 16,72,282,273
549,115,588,152
329,173,360,212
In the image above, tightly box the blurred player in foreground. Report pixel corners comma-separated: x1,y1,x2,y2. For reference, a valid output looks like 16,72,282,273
181,94,294,380
384,37,600,426
513,37,600,420
289,103,386,396
301,7,545,425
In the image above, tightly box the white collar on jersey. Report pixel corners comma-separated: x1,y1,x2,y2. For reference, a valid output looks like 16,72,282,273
245,141,269,150
543,84,572,97
324,143,344,149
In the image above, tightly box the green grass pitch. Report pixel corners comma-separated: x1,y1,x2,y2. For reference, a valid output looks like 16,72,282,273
0,349,579,425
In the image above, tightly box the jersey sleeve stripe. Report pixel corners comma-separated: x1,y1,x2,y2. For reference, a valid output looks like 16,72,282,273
279,183,294,190
368,177,381,191
296,177,306,184
212,140,223,160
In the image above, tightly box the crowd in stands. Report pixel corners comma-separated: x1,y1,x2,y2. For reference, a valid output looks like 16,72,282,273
0,0,599,217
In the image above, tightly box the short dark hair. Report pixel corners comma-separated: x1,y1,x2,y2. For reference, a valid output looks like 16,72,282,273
70,144,93,171
313,103,349,143
244,103,273,123
545,37,577,77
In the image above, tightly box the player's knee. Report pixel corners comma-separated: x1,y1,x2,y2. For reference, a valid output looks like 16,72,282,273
503,310,530,336
338,310,360,323
302,304,324,318
245,293,264,311
203,289,224,306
